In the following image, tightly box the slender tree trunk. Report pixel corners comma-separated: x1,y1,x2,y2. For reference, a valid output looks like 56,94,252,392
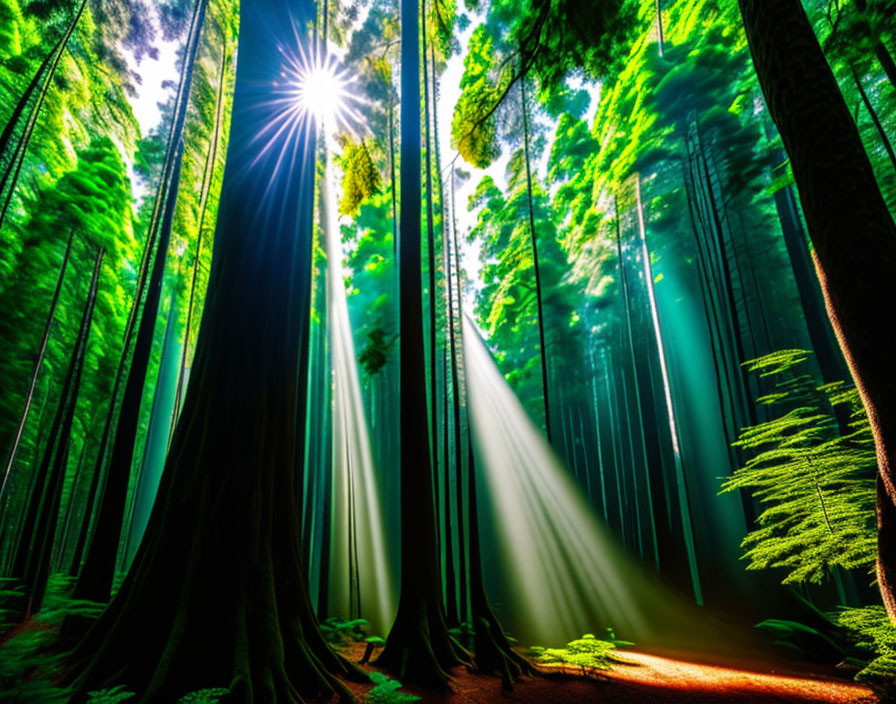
519,76,552,443
1,230,74,501
74,0,209,604
738,0,896,622
634,176,702,604
851,68,896,176
655,0,664,57
376,0,466,684
20,248,103,615
0,0,88,230
171,41,229,431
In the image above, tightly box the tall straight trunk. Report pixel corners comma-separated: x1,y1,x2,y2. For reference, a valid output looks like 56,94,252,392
1,230,74,501
54,427,88,573
74,0,209,604
20,248,103,615
0,0,88,230
738,0,896,621
67,0,362,699
172,41,229,430
854,0,896,91
74,141,188,604
634,177,703,604
464,424,531,688
767,157,847,383
123,289,182,567
389,98,398,256
519,77,552,443
422,0,440,497
376,0,466,684
851,68,896,176
0,31,67,162
655,0,664,57
613,203,661,567
448,167,469,626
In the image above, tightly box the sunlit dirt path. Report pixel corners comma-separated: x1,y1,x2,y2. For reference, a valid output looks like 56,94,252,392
341,643,882,703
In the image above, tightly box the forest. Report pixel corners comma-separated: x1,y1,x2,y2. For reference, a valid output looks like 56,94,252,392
1,0,896,701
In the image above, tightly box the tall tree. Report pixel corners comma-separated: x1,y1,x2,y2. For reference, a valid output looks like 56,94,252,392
737,0,896,620
66,0,359,699
375,0,466,685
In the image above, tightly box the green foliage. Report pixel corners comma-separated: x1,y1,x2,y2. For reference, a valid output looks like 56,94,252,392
86,686,136,703
339,137,382,216
319,616,371,645
837,606,896,682
366,672,421,704
525,632,630,676
177,687,231,704
721,350,877,585
358,326,394,376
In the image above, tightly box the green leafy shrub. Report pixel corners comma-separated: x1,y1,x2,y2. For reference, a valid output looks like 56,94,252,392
525,631,630,676
366,672,421,703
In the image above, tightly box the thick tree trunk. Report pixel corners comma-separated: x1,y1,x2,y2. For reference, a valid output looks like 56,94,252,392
738,0,896,620
376,0,466,685
67,1,361,700
0,230,74,501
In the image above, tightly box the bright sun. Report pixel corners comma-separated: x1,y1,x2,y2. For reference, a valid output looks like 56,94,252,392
296,62,346,124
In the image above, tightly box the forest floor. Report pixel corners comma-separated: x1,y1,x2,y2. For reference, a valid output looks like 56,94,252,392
341,642,884,703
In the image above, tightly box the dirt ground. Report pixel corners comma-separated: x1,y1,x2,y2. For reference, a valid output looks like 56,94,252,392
340,642,884,704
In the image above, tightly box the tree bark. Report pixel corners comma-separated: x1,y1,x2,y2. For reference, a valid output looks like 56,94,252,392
519,76,552,444
738,0,896,620
66,0,363,700
375,0,466,685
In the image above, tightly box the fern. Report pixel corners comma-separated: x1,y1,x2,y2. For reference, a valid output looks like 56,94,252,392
86,686,136,703
178,687,231,703
366,672,421,703
836,607,896,682
721,350,877,584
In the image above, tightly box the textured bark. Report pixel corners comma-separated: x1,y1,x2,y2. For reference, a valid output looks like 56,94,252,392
66,0,360,700
375,0,466,685
738,0,896,620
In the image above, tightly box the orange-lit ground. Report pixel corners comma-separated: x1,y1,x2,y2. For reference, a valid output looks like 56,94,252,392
341,643,882,703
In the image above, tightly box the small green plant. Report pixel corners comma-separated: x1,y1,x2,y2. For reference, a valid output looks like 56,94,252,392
178,687,231,703
319,616,371,645
366,672,421,703
525,631,631,677
86,686,136,703
837,606,896,682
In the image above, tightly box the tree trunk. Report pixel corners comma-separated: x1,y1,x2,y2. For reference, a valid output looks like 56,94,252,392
74,0,209,604
20,248,103,615
66,0,361,700
0,230,74,501
519,76,552,443
0,0,88,229
375,0,466,685
172,40,229,431
738,0,896,621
